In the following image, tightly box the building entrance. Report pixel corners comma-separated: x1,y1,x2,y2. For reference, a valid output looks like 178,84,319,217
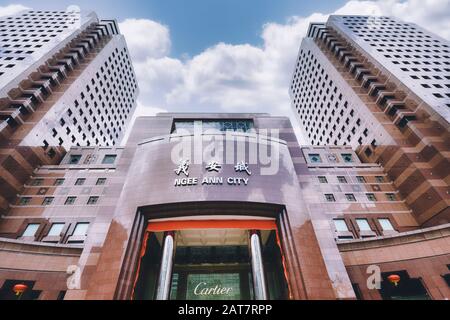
132,219,289,300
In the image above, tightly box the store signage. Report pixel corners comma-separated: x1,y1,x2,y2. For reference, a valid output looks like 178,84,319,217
174,160,251,187
193,282,233,296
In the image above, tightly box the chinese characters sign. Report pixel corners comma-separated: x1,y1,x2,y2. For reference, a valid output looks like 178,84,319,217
174,160,251,187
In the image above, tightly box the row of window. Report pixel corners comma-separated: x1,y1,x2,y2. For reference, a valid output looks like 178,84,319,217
172,120,255,133
42,39,137,149
308,153,354,163
29,177,107,187
325,192,396,202
318,175,386,184
19,196,99,206
333,217,396,240
21,222,89,244
68,154,116,165
291,48,371,147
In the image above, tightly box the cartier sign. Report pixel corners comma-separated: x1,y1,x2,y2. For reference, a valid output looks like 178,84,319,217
193,282,233,296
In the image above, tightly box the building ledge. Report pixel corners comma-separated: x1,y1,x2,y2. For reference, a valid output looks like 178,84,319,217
138,132,287,147
0,237,83,256
337,223,450,251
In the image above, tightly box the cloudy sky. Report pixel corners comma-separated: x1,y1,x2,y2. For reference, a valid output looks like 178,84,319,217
1,0,449,144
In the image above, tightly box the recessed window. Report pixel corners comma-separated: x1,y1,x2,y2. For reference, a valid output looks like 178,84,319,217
356,176,366,183
334,219,349,232
87,196,99,205
346,194,356,202
386,193,397,201
308,154,322,163
19,197,31,205
342,154,353,163
69,155,81,164
356,218,372,231
64,197,76,205
318,176,328,183
73,223,89,236
47,223,65,237
22,223,40,237
42,197,54,206
102,154,117,164
30,178,43,186
378,218,395,231
366,193,377,201
325,194,336,202
75,178,86,186
96,178,106,185
338,176,348,183
54,178,65,186
375,176,385,183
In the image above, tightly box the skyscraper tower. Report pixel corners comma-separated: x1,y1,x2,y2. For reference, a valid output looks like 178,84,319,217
0,10,138,214
290,15,450,227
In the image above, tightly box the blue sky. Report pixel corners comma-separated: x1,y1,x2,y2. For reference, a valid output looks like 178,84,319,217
0,0,347,57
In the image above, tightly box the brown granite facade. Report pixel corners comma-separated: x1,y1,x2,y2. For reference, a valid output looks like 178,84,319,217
1,113,448,300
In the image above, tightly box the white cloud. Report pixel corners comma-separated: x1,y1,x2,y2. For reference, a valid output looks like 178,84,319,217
119,18,171,61
120,0,450,145
0,4,29,17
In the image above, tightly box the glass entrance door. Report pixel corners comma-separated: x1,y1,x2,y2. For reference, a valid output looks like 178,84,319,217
169,245,253,300
132,221,289,300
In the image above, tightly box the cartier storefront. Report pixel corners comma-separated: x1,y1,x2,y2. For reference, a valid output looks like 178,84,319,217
132,219,289,300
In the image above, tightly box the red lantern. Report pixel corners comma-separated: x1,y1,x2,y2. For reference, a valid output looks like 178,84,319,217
12,284,28,296
388,274,400,286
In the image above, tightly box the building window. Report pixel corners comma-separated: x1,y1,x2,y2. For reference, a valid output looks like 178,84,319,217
68,155,81,164
64,197,77,205
342,154,353,163
386,193,397,201
96,178,106,185
375,176,385,183
172,120,255,133
54,178,65,186
325,194,336,202
378,218,395,231
102,155,117,164
356,218,372,231
73,223,89,236
366,193,377,201
30,178,43,186
309,154,322,163
19,197,31,206
87,196,99,205
41,197,54,206
47,223,65,237
75,178,86,186
356,176,366,183
338,176,348,183
333,219,349,232
345,194,356,202
318,176,328,183
22,224,40,237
